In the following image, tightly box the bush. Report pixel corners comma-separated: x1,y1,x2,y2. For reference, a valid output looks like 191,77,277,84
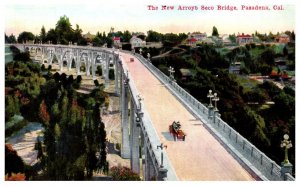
5,119,28,138
41,64,46,71
94,79,100,87
80,65,86,72
110,166,141,181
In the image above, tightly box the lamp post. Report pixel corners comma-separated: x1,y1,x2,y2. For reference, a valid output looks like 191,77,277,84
280,134,293,179
212,93,219,111
207,90,214,108
157,143,167,168
281,134,292,164
168,66,175,81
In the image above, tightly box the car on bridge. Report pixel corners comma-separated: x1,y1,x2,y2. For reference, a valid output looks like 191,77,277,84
169,121,186,141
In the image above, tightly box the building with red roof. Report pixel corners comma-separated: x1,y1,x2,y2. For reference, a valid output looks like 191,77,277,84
236,33,254,45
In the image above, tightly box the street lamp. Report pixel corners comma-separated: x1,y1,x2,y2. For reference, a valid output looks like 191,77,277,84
281,134,292,164
168,66,175,80
207,90,214,108
212,93,219,111
157,143,167,168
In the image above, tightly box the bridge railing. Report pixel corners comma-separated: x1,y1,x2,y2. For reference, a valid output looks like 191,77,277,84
129,52,294,181
120,55,178,180
214,116,282,180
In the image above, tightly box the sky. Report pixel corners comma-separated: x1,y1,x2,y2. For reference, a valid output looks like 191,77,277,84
3,0,296,37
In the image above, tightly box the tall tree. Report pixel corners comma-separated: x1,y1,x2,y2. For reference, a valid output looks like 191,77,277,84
122,30,132,42
17,31,35,43
55,15,74,44
46,28,57,44
212,26,219,37
40,26,47,43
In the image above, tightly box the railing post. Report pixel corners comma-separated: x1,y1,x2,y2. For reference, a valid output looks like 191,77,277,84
213,110,221,124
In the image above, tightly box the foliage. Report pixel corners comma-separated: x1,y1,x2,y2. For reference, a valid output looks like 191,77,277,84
40,26,47,43
110,166,141,181
5,173,26,181
212,26,219,37
5,33,17,43
17,31,35,43
5,144,25,176
5,118,28,138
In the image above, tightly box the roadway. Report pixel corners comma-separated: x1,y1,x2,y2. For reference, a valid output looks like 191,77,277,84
121,52,255,181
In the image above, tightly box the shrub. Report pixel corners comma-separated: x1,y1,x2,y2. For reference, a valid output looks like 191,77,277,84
110,166,140,181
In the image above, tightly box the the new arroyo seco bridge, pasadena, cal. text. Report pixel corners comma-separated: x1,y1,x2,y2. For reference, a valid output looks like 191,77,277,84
9,43,295,181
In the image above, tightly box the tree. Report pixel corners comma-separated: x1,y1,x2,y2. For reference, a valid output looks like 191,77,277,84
146,30,162,42
35,137,44,160
17,31,35,43
110,166,141,181
5,173,26,181
55,15,74,44
39,100,50,125
5,34,17,43
5,144,25,176
46,28,57,44
40,26,47,43
123,30,132,42
212,26,219,37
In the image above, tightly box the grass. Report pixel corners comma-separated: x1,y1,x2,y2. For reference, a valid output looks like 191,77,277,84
235,75,260,93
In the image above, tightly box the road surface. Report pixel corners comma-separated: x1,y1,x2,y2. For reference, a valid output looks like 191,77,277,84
121,52,255,181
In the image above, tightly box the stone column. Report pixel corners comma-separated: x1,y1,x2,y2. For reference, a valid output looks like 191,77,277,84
213,110,221,124
119,66,123,114
105,53,110,86
130,99,140,175
76,50,80,75
86,54,91,76
114,55,119,94
59,54,63,72
121,75,130,158
67,53,71,71
145,147,156,180
92,53,96,80
49,50,53,65
281,163,293,180
157,168,168,181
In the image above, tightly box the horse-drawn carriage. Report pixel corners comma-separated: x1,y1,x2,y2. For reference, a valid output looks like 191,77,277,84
169,121,186,141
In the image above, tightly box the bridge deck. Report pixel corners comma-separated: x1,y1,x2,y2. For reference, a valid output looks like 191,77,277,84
121,52,255,181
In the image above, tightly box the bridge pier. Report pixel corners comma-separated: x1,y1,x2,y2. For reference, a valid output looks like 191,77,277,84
114,55,120,95
121,73,130,158
130,98,140,174
144,145,156,180
105,53,109,87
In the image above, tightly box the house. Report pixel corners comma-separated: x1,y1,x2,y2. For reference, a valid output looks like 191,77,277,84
220,34,232,45
179,69,192,81
202,37,215,45
187,38,197,45
130,36,146,48
188,32,207,41
113,36,121,48
276,33,290,44
229,62,241,74
236,33,254,45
